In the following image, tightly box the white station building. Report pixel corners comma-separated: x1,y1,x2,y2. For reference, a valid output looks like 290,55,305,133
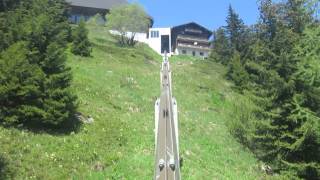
114,22,212,58
144,22,212,58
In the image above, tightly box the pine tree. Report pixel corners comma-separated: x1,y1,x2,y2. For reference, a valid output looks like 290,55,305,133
249,1,319,178
227,52,249,90
210,28,231,64
219,1,320,178
0,0,21,12
28,0,77,127
0,0,77,128
257,0,279,41
71,19,92,57
0,42,45,125
225,5,246,53
285,0,312,34
281,26,320,179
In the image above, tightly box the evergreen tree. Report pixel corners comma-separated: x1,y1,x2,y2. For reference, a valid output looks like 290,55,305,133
0,42,45,125
210,28,231,64
215,1,320,178
281,26,320,179
27,0,77,126
257,0,279,41
225,5,246,53
251,2,319,178
227,51,249,90
0,0,21,12
71,19,91,57
0,0,77,128
0,7,26,51
285,0,312,34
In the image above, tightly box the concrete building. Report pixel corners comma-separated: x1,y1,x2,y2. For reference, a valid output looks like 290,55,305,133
145,22,212,58
147,28,172,55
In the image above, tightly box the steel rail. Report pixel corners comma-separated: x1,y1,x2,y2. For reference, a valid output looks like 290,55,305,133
154,53,181,180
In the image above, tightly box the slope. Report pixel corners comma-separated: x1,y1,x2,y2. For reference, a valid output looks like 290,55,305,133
0,25,263,179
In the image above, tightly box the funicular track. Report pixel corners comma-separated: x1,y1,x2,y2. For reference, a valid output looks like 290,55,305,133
154,54,181,180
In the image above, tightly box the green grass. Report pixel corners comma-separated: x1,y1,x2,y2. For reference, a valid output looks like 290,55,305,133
0,25,266,179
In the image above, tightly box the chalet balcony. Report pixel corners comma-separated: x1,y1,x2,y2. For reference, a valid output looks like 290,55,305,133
177,35,210,44
177,43,211,51
177,40,210,47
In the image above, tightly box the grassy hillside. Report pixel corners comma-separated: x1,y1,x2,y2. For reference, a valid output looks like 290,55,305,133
0,26,265,179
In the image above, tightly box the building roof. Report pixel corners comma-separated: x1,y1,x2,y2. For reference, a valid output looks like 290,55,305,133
67,0,127,10
172,22,212,38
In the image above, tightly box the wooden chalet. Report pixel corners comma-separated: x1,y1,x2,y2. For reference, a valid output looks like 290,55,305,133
171,22,212,57
66,0,127,23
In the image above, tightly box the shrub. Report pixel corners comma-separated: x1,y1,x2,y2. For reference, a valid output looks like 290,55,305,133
71,19,92,57
225,93,256,147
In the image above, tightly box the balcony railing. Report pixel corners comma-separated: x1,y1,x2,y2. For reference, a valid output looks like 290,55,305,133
177,43,211,51
177,35,209,43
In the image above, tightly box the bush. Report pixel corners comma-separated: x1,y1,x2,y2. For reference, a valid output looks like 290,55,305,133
71,19,92,57
225,93,256,146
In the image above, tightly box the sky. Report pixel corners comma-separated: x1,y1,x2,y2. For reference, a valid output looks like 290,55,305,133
129,0,260,31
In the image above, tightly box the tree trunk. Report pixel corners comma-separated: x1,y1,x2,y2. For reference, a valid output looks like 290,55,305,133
120,32,126,47
129,33,136,46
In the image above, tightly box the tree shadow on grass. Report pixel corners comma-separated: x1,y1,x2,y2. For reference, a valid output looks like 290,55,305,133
19,115,83,136
0,115,83,136
0,155,14,180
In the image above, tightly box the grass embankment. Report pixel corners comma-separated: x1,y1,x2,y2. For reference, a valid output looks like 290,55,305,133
0,26,264,179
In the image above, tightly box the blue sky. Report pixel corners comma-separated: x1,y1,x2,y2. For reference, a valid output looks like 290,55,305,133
129,0,260,31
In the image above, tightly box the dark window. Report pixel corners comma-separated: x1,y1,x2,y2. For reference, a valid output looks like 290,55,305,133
200,52,204,56
192,51,196,56
151,31,159,38
75,15,78,23
182,50,186,54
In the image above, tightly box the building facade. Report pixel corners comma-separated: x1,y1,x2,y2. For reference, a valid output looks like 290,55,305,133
66,0,127,24
171,23,212,58
146,22,212,58
147,28,172,55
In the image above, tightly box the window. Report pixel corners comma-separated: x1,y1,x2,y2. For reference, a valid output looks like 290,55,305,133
185,28,202,34
192,51,196,56
150,30,159,38
200,52,204,56
182,50,187,54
